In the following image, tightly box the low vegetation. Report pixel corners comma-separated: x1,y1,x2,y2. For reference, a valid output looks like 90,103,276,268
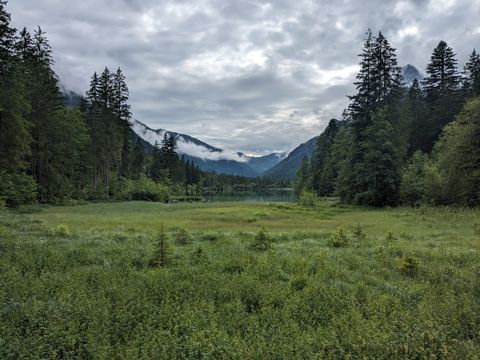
1,200,479,358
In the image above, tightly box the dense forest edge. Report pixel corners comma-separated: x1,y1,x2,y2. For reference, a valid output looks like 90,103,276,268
295,30,480,207
0,0,288,208
1,0,480,208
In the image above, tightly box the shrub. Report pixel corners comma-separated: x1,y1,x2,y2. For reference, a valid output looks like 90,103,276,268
150,226,171,267
398,256,419,277
352,223,366,240
191,246,206,264
298,190,318,207
119,176,170,202
175,227,191,245
223,258,245,274
327,227,349,248
251,226,272,251
198,232,221,242
473,219,480,236
386,230,396,242
291,277,307,291
56,224,70,238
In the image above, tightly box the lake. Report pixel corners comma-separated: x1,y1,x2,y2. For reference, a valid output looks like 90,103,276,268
205,192,296,203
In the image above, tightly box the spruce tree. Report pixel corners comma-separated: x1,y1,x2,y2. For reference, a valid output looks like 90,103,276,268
341,31,401,206
421,40,462,151
0,2,31,174
463,49,480,97
25,27,63,201
310,119,342,196
294,156,311,196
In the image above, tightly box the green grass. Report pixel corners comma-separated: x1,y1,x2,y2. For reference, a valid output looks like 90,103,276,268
1,201,480,359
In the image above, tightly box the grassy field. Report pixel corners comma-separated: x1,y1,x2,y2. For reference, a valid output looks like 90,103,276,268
1,201,480,359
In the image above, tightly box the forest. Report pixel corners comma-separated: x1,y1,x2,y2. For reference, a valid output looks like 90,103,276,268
0,1,284,207
296,30,480,207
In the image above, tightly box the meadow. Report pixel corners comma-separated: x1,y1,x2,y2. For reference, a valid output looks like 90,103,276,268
1,200,479,359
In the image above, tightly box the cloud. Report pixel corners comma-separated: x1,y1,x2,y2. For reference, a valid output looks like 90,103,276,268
7,0,480,154
176,141,249,162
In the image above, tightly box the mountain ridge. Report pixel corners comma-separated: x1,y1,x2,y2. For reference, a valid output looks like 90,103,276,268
132,119,287,177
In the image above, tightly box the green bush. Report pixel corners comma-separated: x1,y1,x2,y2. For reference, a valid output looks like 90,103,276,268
198,232,221,242
56,224,70,238
327,227,349,248
0,171,37,207
473,218,480,236
298,190,318,207
398,256,419,277
114,176,170,202
251,226,272,251
386,230,396,242
291,277,307,291
352,223,366,240
175,227,191,245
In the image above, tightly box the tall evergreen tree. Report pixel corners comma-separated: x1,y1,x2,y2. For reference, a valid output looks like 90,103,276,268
24,27,63,201
0,1,31,174
463,49,480,97
294,156,311,196
310,119,342,196
421,40,462,152
341,31,401,206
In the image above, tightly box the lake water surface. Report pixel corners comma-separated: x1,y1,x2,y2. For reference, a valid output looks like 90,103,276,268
205,193,296,203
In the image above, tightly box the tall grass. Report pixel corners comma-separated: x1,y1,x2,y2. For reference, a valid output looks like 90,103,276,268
0,201,479,358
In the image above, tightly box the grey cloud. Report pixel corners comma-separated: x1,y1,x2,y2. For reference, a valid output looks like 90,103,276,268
8,0,480,154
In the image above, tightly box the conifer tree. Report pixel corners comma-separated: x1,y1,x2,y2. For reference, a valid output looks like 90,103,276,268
341,31,401,206
463,49,480,97
0,3,32,174
25,27,63,201
421,40,462,151
310,119,342,196
294,156,311,196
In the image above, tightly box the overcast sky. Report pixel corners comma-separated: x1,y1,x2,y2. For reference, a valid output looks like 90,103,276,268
8,0,480,155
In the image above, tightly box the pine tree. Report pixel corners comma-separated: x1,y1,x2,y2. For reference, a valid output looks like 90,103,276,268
112,68,133,178
341,31,401,206
0,3,31,174
85,72,100,194
421,40,462,151
0,0,15,71
463,49,480,97
352,107,399,206
25,27,63,201
406,79,428,154
294,156,311,196
310,119,342,196
348,29,375,118
151,225,170,267
371,31,402,107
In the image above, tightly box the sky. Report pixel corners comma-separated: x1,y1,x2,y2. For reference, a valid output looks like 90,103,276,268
8,0,480,156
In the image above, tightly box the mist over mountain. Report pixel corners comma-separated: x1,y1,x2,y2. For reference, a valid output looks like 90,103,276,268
60,64,424,180
133,120,286,177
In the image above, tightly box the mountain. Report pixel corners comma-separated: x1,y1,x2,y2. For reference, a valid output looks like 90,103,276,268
402,64,424,87
132,119,286,177
59,85,82,107
262,136,318,180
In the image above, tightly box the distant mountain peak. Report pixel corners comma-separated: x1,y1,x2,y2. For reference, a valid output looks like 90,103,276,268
132,119,286,177
402,64,424,87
